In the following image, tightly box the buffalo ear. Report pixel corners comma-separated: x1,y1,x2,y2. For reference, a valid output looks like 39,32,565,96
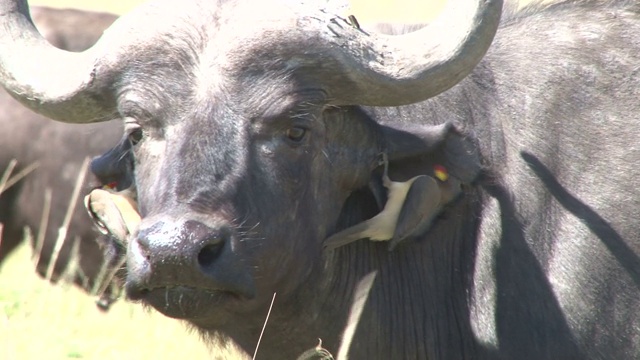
380,121,481,184
90,136,135,191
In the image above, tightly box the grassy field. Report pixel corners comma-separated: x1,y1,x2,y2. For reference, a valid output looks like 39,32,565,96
0,242,247,359
2,1,540,359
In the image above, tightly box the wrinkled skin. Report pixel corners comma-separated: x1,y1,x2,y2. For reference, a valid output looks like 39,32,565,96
99,81,477,356
7,0,640,359
105,2,640,359
0,7,122,309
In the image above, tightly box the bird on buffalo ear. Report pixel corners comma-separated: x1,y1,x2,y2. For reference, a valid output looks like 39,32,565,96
324,152,463,251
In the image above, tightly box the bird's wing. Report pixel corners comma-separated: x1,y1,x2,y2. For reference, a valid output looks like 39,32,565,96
388,175,442,251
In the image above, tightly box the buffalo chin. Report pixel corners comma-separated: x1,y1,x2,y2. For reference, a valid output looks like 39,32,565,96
134,286,238,320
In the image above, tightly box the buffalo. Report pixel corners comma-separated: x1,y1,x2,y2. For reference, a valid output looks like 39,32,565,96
3,0,640,359
0,6,123,309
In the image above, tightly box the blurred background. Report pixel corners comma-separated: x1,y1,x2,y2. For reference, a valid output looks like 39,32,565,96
29,0,540,21
1,0,538,359
29,0,446,22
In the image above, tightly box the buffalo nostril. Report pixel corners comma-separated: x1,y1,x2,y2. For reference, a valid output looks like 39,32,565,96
197,240,224,267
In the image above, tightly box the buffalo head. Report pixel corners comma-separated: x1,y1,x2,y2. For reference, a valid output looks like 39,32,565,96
0,0,499,354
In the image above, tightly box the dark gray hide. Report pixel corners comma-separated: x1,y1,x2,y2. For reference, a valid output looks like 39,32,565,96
4,0,640,359
0,6,122,309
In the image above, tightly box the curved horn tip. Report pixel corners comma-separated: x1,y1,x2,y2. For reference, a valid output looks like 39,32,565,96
324,0,503,106
0,0,114,123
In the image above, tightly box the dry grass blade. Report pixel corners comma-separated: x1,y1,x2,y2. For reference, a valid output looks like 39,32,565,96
0,159,17,195
336,271,377,360
71,235,92,290
252,292,277,360
92,254,112,295
44,228,65,282
63,235,82,284
1,161,40,194
45,157,90,281
94,255,126,299
32,188,52,265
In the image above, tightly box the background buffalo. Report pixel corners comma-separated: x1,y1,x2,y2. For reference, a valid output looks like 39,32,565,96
0,6,123,309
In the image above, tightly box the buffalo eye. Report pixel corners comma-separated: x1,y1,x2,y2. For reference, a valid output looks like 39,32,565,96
129,128,144,145
286,126,307,143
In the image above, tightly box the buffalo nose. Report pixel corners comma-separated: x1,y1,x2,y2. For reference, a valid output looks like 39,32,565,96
135,220,227,269
127,219,251,300
127,217,256,300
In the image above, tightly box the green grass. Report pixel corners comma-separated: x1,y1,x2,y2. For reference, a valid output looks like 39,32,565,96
0,242,247,360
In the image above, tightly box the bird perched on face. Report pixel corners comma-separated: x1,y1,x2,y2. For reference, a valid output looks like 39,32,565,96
324,153,462,251
84,185,140,245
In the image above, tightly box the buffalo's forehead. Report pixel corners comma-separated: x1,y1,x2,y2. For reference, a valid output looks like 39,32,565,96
196,2,338,116
101,0,340,121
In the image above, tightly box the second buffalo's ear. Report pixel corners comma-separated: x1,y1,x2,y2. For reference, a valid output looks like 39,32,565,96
90,135,135,191
379,121,482,184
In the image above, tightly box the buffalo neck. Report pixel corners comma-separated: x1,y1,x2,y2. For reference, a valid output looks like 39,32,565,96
309,193,484,359
204,62,499,359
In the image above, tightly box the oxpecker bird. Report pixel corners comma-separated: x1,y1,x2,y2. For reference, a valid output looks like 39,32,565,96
84,185,140,245
324,153,462,251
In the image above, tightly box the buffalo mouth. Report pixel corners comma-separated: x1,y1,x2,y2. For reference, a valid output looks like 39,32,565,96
127,284,244,320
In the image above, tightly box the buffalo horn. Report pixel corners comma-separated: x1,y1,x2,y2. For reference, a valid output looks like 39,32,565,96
0,0,115,123
317,0,503,106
